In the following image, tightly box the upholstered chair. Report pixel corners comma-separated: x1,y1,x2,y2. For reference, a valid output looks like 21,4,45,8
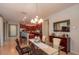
52,38,61,54
42,35,46,43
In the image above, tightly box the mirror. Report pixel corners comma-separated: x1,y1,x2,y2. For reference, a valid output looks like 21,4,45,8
53,20,70,32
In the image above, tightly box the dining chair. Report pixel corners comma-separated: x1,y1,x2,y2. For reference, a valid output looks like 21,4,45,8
42,35,46,43
15,39,32,55
52,38,62,55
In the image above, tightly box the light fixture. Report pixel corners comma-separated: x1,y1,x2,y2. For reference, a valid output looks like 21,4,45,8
30,4,43,24
31,16,43,24
21,12,27,22
31,19,36,23
22,16,27,21
38,18,43,24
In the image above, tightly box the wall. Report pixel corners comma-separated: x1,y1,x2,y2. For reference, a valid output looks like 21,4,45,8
42,19,49,43
48,4,79,54
3,19,8,41
0,16,3,46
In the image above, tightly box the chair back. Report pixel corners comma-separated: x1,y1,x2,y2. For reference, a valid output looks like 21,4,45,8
42,35,46,43
53,38,61,50
15,39,21,49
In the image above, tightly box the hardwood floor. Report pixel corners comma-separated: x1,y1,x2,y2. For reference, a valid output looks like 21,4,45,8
0,39,18,55
0,39,73,55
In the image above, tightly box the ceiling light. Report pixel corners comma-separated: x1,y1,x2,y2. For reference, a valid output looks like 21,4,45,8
22,16,27,22
30,16,43,24
36,16,38,18
30,4,43,24
38,18,43,24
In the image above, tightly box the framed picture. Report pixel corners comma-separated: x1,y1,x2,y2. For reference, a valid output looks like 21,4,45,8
9,24,17,37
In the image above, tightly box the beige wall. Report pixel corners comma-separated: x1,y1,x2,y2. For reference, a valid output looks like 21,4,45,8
0,16,3,46
48,4,79,54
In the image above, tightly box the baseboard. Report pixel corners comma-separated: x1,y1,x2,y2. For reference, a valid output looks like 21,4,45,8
71,50,79,55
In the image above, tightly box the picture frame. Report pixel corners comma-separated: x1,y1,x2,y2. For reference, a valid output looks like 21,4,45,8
9,24,17,37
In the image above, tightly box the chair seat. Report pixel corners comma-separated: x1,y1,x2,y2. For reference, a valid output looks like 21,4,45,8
21,47,32,54
22,47,31,51
16,46,32,55
15,39,32,55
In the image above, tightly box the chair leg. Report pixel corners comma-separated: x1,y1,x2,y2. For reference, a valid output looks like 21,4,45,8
58,50,60,55
58,47,60,55
28,51,31,55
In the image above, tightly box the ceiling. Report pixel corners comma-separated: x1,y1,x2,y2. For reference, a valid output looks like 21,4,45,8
0,3,76,23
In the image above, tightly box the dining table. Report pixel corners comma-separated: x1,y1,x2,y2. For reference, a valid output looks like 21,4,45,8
29,39,58,55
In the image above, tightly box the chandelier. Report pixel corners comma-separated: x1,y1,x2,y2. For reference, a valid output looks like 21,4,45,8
31,16,43,24
30,4,43,24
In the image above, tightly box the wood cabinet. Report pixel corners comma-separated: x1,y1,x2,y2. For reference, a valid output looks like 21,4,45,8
49,36,70,54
